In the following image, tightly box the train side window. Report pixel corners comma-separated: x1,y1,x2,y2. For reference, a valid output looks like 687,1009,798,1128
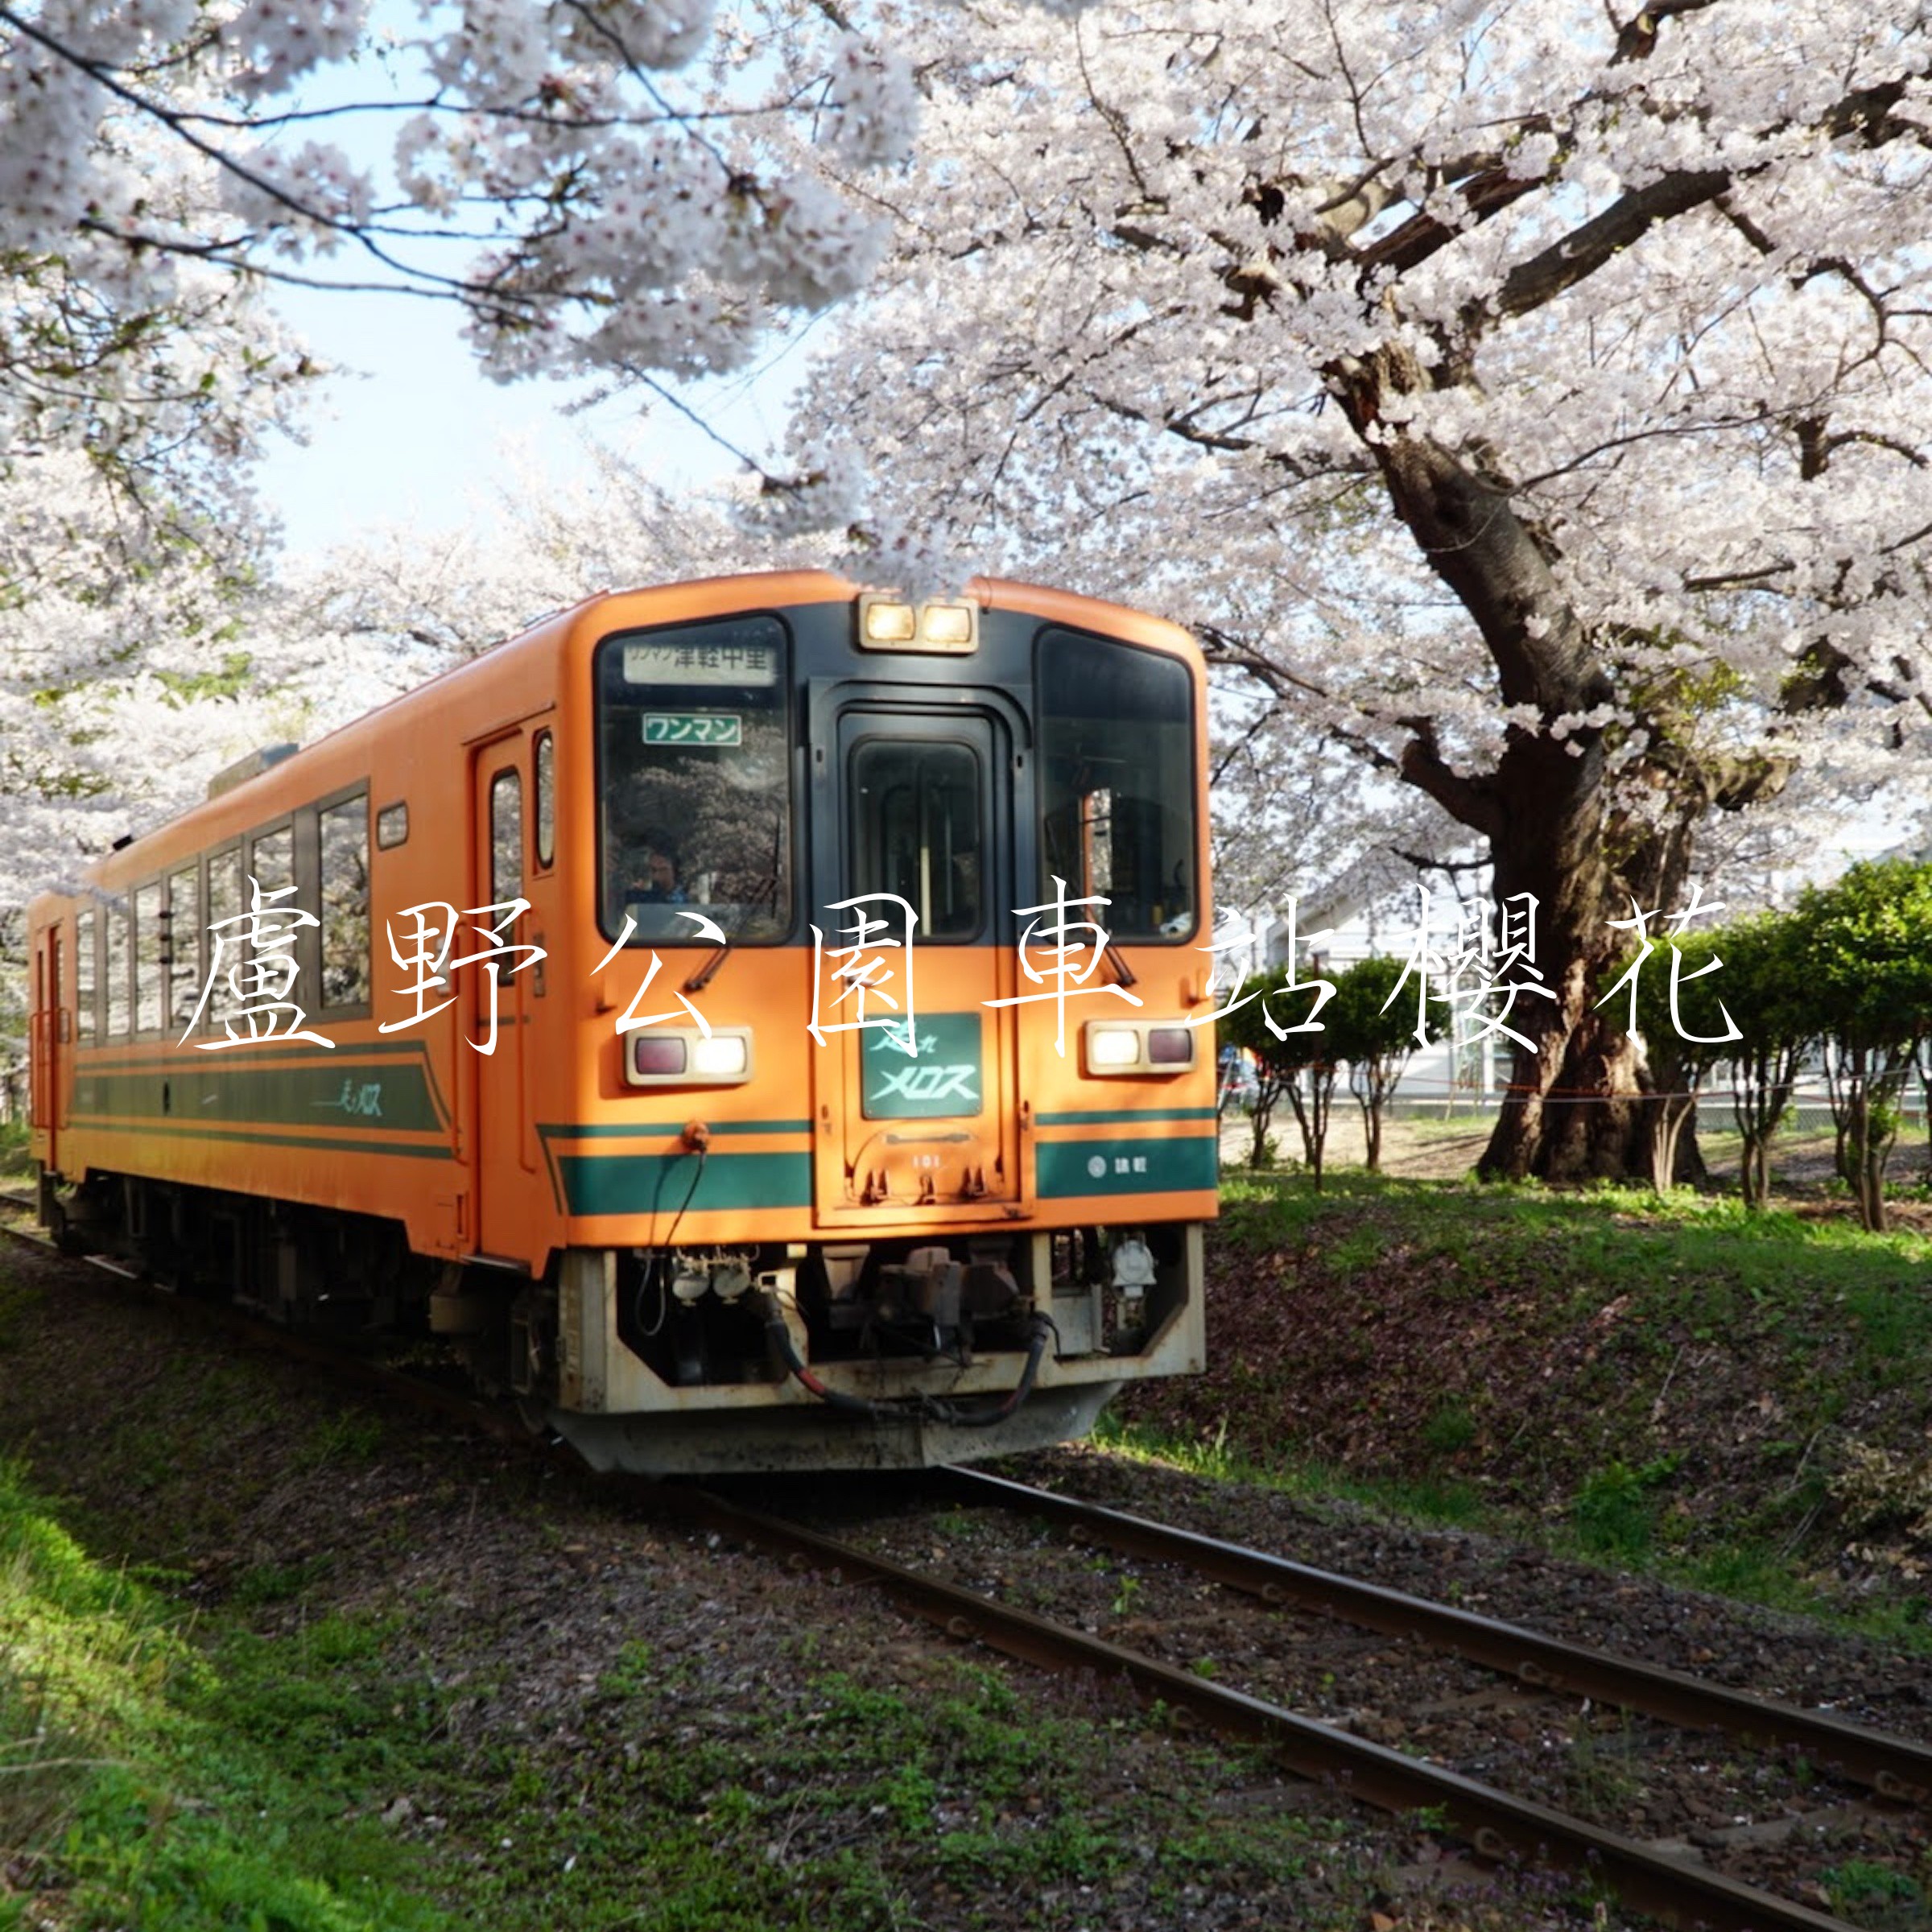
594,614,792,944
75,910,96,1042
203,845,243,1034
377,801,409,849
250,824,295,898
249,823,302,1006
319,794,371,1009
105,899,131,1037
134,881,164,1034
167,864,200,1036
1037,629,1199,943
489,769,522,906
533,730,555,871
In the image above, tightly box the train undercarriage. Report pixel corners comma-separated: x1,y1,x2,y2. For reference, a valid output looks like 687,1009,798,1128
37,1165,1203,1473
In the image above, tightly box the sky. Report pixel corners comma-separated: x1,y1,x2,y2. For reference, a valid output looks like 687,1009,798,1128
243,2,820,563
250,275,808,560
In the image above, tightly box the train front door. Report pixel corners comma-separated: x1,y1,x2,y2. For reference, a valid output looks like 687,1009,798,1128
809,696,1025,1224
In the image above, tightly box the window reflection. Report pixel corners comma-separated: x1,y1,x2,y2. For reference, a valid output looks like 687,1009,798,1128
1038,631,1197,942
848,738,983,941
596,617,792,943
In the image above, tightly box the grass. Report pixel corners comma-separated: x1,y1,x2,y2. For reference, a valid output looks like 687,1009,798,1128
1120,1166,1932,1641
0,1455,455,1932
434,1659,1335,1931
0,1433,1367,1932
7,1141,1932,1925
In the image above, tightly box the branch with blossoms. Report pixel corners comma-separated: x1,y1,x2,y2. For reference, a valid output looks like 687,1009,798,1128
0,0,918,500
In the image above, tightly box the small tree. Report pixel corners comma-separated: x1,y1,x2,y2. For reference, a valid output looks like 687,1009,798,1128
1274,1028,1342,1191
1220,968,1335,1173
1793,860,1932,1232
1715,914,1815,1212
1324,955,1431,1174
1220,972,1292,1170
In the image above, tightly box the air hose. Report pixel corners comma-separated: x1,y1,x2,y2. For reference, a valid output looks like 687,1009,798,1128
755,1292,1053,1429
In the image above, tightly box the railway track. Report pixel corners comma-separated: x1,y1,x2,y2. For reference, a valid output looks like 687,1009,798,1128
666,1477,1926,1932
3,1199,1926,1931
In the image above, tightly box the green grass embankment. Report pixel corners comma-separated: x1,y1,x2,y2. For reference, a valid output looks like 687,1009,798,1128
0,1456,453,1932
1115,1172,1932,1637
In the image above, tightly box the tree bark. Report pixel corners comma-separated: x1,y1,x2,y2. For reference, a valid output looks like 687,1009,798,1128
1332,349,1653,1179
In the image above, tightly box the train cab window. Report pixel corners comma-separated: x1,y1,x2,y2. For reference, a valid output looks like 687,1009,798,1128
534,730,555,870
1037,630,1199,943
167,865,200,1034
848,738,984,940
134,881,164,1033
595,615,792,943
75,910,96,1042
319,795,370,1008
105,899,131,1036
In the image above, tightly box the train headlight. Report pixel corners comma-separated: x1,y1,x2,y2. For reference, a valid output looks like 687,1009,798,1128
857,592,980,654
1081,1020,1200,1076
1086,1026,1143,1070
860,597,918,644
690,1034,749,1078
625,1026,754,1087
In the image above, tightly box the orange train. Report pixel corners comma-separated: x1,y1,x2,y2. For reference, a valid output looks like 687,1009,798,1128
25,572,1216,1472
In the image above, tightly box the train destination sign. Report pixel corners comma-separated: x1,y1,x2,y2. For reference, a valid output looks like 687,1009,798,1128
621,640,778,686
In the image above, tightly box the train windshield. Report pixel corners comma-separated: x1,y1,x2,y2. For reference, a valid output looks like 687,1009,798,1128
595,615,793,943
1037,630,1198,943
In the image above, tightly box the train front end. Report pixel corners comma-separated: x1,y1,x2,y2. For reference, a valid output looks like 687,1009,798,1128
503,575,1216,1472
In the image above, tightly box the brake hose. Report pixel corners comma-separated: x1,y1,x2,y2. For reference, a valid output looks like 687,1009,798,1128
755,1292,1053,1428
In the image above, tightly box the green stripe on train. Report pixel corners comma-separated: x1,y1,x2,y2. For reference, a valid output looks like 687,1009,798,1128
1034,1108,1220,1126
1035,1136,1219,1198
67,1055,447,1133
557,1150,815,1216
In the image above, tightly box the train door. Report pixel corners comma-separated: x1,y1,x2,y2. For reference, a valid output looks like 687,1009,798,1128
809,698,1024,1223
469,736,545,1262
28,924,60,1162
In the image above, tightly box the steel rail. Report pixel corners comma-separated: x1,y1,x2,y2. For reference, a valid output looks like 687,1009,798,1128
655,1482,1862,1932
936,1464,1932,1812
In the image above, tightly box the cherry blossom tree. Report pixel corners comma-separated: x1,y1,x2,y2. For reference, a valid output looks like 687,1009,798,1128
0,2,919,517
769,0,1932,1179
267,436,807,675
0,2,910,935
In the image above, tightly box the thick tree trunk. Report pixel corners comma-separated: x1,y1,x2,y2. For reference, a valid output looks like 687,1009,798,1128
1332,348,1747,1186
